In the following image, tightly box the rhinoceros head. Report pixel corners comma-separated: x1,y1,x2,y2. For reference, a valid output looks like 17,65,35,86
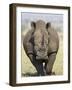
31,20,50,60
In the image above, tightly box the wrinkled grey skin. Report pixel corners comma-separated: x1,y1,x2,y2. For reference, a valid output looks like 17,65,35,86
23,20,59,76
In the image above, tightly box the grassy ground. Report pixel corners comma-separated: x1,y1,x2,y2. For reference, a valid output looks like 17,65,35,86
21,32,63,76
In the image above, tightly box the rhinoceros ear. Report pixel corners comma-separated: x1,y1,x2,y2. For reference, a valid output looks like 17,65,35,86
31,22,36,29
46,22,51,29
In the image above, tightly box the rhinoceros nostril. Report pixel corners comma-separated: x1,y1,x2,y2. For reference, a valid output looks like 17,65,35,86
41,47,46,51
39,48,45,52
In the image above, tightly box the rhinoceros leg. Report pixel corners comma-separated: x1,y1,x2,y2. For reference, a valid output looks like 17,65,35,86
29,55,45,76
32,60,45,76
45,53,56,75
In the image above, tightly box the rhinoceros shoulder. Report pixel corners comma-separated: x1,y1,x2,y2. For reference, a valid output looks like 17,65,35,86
47,27,59,54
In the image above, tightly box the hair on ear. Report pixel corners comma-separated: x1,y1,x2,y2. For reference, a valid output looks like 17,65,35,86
46,22,51,29
31,22,36,29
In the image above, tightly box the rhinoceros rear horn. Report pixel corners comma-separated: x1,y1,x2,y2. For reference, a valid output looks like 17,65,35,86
46,22,51,29
31,22,36,29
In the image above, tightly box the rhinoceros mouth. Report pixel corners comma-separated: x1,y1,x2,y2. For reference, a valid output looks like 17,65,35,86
36,55,48,60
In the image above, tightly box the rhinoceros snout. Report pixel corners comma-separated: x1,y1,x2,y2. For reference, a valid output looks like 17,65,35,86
35,49,48,60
